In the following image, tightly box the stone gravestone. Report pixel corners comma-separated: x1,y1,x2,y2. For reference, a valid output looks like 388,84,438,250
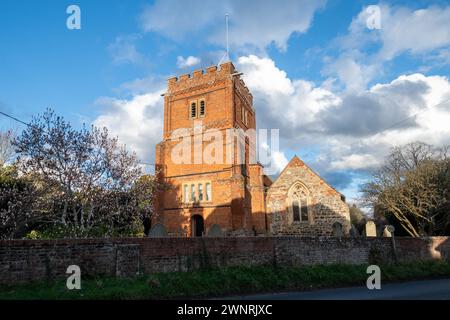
148,223,168,237
332,222,344,237
383,225,395,237
207,224,223,237
365,220,377,237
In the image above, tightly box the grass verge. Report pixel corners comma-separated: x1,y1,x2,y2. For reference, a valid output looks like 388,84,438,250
1,260,450,299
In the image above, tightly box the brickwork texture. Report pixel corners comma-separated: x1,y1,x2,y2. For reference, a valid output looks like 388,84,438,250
1,237,449,285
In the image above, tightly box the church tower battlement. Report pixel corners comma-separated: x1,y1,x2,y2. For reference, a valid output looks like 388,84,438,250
167,62,252,104
161,61,255,140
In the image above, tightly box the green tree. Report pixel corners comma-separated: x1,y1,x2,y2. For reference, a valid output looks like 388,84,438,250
0,165,45,239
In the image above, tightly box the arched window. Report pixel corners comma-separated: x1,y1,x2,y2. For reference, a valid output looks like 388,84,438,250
288,182,310,223
332,222,343,237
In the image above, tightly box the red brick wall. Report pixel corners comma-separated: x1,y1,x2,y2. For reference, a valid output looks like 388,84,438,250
1,237,449,285
155,61,261,236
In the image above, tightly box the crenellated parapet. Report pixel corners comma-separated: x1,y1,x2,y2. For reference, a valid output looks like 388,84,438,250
168,62,234,88
167,62,233,93
166,61,253,110
167,62,243,98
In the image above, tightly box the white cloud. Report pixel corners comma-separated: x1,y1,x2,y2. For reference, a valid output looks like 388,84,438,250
323,56,377,93
345,4,450,61
176,55,201,68
92,54,450,193
238,55,293,95
238,55,340,130
139,0,326,52
93,91,164,164
108,35,144,65
259,142,289,176
376,5,450,60
324,4,450,92
271,150,289,173
236,54,450,175
330,154,380,170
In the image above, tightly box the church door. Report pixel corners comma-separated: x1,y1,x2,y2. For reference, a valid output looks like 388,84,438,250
191,215,205,237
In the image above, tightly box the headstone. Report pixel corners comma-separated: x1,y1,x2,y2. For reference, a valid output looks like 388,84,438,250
332,222,344,237
350,224,359,238
365,220,377,237
207,224,223,237
148,223,168,237
383,225,395,237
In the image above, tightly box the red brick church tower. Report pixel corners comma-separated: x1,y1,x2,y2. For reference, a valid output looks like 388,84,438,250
154,61,270,237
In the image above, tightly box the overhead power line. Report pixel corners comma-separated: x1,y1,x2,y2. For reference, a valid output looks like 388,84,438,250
2,96,450,166
0,109,156,166
374,97,450,136
0,111,31,127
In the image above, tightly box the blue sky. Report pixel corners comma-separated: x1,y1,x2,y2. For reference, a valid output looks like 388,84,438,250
1,0,450,207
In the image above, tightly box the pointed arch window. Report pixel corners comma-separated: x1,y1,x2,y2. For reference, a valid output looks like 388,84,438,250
288,182,310,223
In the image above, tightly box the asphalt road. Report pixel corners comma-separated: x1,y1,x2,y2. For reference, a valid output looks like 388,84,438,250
225,278,450,300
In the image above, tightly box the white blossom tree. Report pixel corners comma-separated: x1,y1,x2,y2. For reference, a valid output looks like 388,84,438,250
10,109,159,238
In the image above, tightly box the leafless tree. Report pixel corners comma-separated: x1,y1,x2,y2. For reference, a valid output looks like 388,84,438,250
362,142,450,237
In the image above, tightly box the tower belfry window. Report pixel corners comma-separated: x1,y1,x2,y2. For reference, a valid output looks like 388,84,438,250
199,100,205,117
190,102,197,119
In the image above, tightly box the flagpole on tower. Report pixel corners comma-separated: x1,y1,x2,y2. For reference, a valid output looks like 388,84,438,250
218,13,230,66
225,13,229,61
